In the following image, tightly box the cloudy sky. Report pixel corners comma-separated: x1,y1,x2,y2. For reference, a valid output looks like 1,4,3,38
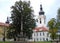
0,0,60,25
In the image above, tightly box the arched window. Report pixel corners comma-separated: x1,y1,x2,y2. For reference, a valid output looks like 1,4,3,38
40,32,41,36
43,32,44,36
37,32,38,36
40,18,41,24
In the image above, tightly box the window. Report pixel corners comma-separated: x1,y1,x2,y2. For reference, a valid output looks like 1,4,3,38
40,21,41,23
34,38,35,42
43,32,44,36
34,33,35,36
46,38,48,41
43,38,45,41
47,33,49,37
40,32,41,36
40,18,41,24
37,32,38,36
37,38,38,41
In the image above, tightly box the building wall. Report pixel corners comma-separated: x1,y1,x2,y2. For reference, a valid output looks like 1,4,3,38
0,26,8,38
32,31,51,41
0,26,4,38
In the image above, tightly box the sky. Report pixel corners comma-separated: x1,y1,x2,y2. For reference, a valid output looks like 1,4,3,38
0,0,60,25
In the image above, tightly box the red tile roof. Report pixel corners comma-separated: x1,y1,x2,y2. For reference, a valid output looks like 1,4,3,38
33,26,48,32
0,22,9,27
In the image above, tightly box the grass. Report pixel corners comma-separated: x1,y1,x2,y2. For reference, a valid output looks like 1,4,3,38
32,41,51,43
0,41,52,43
0,41,12,43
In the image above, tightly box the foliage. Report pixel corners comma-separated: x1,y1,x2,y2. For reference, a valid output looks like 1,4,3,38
7,24,16,39
33,41,51,43
57,8,60,40
57,8,60,29
47,18,58,40
7,0,36,39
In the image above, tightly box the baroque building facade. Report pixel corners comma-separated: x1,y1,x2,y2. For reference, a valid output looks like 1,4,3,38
30,4,51,41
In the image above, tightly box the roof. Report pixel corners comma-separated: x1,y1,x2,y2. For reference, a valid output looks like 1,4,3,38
33,26,48,32
0,22,9,27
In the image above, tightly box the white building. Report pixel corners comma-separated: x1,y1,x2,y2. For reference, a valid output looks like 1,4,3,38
31,4,51,41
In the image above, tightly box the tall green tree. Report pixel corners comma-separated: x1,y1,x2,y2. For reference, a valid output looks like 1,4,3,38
47,18,57,40
57,8,60,41
7,0,36,39
57,8,60,29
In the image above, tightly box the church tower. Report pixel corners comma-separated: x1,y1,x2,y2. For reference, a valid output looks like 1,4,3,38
37,4,46,27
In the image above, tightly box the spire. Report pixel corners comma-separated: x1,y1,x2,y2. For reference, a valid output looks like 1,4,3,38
6,17,9,24
40,4,43,11
39,4,44,15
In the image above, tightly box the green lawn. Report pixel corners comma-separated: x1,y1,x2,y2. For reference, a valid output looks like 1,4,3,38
32,41,51,43
0,41,52,43
0,41,12,43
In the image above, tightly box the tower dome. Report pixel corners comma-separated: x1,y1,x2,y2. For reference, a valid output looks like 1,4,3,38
39,4,44,15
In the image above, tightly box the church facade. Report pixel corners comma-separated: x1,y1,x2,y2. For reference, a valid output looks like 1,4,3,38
30,4,51,41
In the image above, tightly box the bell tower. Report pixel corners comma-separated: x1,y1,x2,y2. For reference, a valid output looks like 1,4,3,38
37,4,46,27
